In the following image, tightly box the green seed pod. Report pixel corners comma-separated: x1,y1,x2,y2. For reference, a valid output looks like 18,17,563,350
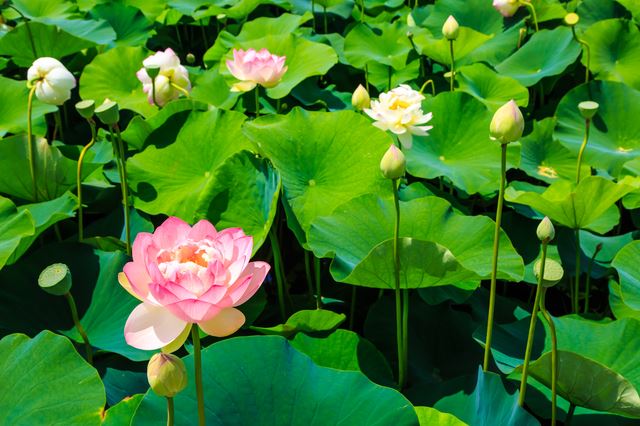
380,144,406,180
147,353,188,398
75,100,95,119
145,64,161,79
95,99,120,126
564,13,579,27
534,258,564,288
578,101,599,120
38,263,72,296
186,53,196,64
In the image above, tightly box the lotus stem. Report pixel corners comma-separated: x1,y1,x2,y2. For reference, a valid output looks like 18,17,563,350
166,397,174,426
576,117,591,183
315,256,322,309
269,228,287,322
584,244,602,314
151,76,158,107
518,242,548,406
359,0,365,22
77,119,96,241
388,66,393,91
27,85,38,202
191,326,205,426
54,109,65,143
391,178,406,389
349,286,357,330
571,27,591,84
64,292,92,365
7,6,37,58
520,0,539,32
566,402,576,425
304,250,314,298
573,229,581,313
254,87,260,118
364,64,370,93
449,40,455,92
402,288,409,383
170,82,191,99
483,143,507,372
540,288,558,426
311,0,316,33
114,125,132,256
323,6,328,33
419,79,436,96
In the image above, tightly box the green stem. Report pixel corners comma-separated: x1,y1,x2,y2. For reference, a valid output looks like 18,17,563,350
151,76,158,107
566,403,576,426
387,65,392,91
311,0,316,33
518,242,548,406
419,79,435,96
170,82,191,99
190,326,205,426
391,178,406,389
77,120,96,241
359,0,365,22
54,109,65,143
323,6,328,33
402,288,409,383
449,40,455,92
573,229,581,313
520,0,539,32
576,118,590,183
166,397,174,426
315,256,322,309
269,228,287,322
584,245,601,314
364,64,370,93
304,250,314,298
540,289,557,426
64,292,92,365
254,87,260,118
27,85,38,202
114,125,132,256
8,6,37,58
483,143,507,372
349,286,357,330
571,27,591,84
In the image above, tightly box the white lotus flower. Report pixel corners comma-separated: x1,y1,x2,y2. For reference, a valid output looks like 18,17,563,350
364,84,433,149
136,48,191,107
27,57,76,105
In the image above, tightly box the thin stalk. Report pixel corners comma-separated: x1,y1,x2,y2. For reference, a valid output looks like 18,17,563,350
64,292,92,365
571,27,591,84
449,40,455,92
349,286,357,330
166,397,175,426
540,289,558,426
304,250,314,297
199,20,209,47
364,64,370,93
584,245,601,314
517,28,527,49
566,403,576,426
576,118,591,182
483,143,507,372
27,85,38,201
76,119,96,241
151,76,158,107
315,256,322,309
170,82,191,99
387,66,392,91
402,288,409,383
419,79,435,96
359,0,365,22
8,6,37,57
391,178,406,389
114,125,132,256
269,228,287,322
518,242,548,406
311,0,316,33
323,6,328,33
54,109,65,143
254,87,260,118
573,229,581,313
190,326,205,426
520,0,539,32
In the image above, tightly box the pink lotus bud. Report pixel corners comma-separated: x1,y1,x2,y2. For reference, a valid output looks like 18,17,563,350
226,48,287,92
493,0,520,17
136,48,191,107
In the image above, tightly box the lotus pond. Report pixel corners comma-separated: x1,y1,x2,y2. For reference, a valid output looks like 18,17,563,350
1,0,640,425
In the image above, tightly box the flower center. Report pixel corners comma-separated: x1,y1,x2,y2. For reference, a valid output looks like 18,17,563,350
389,98,410,110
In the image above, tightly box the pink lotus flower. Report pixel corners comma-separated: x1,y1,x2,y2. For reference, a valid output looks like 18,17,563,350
136,48,191,107
226,48,287,92
493,0,521,17
119,217,270,351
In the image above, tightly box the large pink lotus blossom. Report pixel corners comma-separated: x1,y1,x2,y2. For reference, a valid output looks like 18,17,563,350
136,48,191,107
493,0,521,17
119,217,270,351
225,48,287,92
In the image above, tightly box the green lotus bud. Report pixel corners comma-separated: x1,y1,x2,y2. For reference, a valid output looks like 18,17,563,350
536,216,555,243
145,64,160,79
75,100,95,119
490,100,524,144
380,144,406,180
534,258,564,288
38,263,72,296
564,13,579,27
186,53,196,64
578,101,599,119
406,13,416,28
442,15,459,41
147,353,188,398
351,84,370,110
95,99,120,126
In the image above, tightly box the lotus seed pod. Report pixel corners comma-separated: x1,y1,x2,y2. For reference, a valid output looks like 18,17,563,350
578,101,599,119
75,100,95,119
442,15,459,41
95,99,120,126
536,216,555,243
534,258,564,288
564,13,579,26
147,353,188,398
380,144,406,180
351,84,370,110
38,263,72,296
490,100,524,144
186,53,196,64
145,64,160,79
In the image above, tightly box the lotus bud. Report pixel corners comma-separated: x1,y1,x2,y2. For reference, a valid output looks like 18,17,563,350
380,144,406,180
534,258,564,288
38,263,72,296
351,84,370,110
564,13,579,27
578,101,599,120
490,99,524,144
442,15,459,41
407,13,416,28
536,216,555,243
95,99,120,126
145,64,160,79
186,53,196,64
147,353,188,398
75,100,95,120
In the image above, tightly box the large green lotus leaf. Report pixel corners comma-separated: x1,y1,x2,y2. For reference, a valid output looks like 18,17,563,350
529,0,570,22
434,368,539,426
308,194,524,284
91,3,155,46
412,27,492,66
496,27,581,87
213,33,337,99
0,76,57,137
0,331,105,425
610,280,640,322
505,176,640,232
415,407,467,426
367,59,420,92
290,329,395,387
0,22,96,66
612,241,640,311
252,309,345,337
582,19,640,90
127,109,252,220
576,0,629,32
456,63,529,112
580,230,638,274
0,197,34,270
7,192,77,265
421,0,503,35
554,81,640,177
462,23,523,67
102,395,144,426
193,151,280,254
8,0,76,19
80,46,156,117
405,91,521,195
0,135,97,202
242,108,390,233
343,22,413,70
189,68,240,110
521,350,640,418
189,0,293,20
619,0,640,17
520,118,588,184
132,335,419,425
